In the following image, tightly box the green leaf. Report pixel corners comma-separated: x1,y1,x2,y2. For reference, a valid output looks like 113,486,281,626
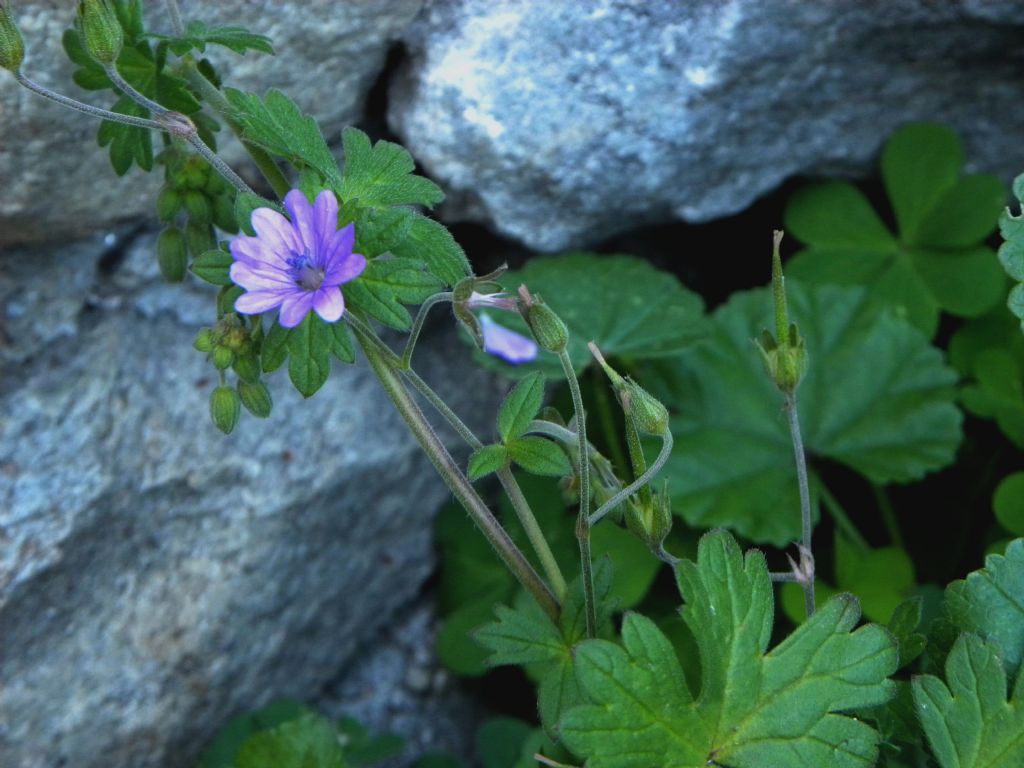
339,127,444,209
97,95,153,176
468,444,509,481
475,564,615,734
945,538,1024,678
497,373,546,443
657,282,962,544
506,436,571,477
351,207,415,259
199,700,310,768
286,314,332,398
335,717,404,767
146,20,274,56
560,530,898,768
589,522,661,610
436,593,505,677
344,257,441,330
999,174,1024,330
435,502,516,612
835,535,916,624
784,181,899,250
912,174,1006,249
388,212,470,288
261,321,290,373
475,718,535,768
888,597,927,670
482,253,705,375
327,320,355,364
912,634,1024,768
911,246,1006,319
225,88,341,185
235,712,346,768
191,249,233,286
882,122,963,241
994,473,1024,537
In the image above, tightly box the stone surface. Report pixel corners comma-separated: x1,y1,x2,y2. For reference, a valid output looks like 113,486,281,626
390,0,1024,251
0,230,501,768
319,602,483,767
0,0,421,246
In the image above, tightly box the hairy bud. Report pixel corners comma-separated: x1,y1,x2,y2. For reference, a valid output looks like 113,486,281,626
210,386,240,434
238,380,272,418
589,342,669,436
77,0,123,65
156,226,187,282
0,1,24,72
518,286,568,354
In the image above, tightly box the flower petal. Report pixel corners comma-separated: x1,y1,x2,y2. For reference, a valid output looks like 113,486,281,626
480,313,538,364
284,190,317,255
230,234,289,270
312,190,340,252
324,251,367,287
279,291,316,328
235,289,290,315
313,286,345,323
251,207,302,257
320,222,356,267
230,261,294,291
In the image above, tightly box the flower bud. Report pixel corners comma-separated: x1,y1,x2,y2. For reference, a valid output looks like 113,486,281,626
211,193,238,234
589,342,669,436
77,0,123,65
193,328,214,353
518,287,568,354
232,352,260,384
211,345,234,371
210,385,240,434
156,226,187,283
185,220,216,257
183,190,212,224
755,324,807,394
156,187,181,223
0,1,25,73
625,489,673,550
238,379,272,418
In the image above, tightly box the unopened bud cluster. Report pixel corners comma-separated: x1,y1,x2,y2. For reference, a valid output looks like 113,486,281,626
625,486,673,551
195,317,272,432
756,230,807,394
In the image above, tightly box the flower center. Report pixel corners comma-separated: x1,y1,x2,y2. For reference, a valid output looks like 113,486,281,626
289,250,326,291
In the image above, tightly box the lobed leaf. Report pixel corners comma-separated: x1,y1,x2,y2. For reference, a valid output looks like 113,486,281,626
339,127,444,209
497,373,546,443
146,20,274,56
344,257,441,330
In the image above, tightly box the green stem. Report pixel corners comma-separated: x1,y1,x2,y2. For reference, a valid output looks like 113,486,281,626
623,412,654,509
15,71,169,131
559,351,597,638
353,325,559,620
784,392,815,618
591,370,629,477
817,478,870,551
177,57,291,198
872,483,903,548
589,431,673,526
345,313,567,600
402,292,453,369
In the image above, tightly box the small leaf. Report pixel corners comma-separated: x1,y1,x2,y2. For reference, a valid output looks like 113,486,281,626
191,249,233,286
437,594,505,677
882,122,963,240
468,444,509,480
834,535,916,623
784,181,898,251
339,127,444,209
497,373,546,443
388,212,470,288
912,634,1024,768
198,700,311,768
226,88,341,185
887,596,926,669
352,206,415,259
912,173,1006,249
344,257,442,330
286,314,331,398
146,20,275,56
261,321,290,373
506,436,571,477
235,712,345,768
994,473,1024,536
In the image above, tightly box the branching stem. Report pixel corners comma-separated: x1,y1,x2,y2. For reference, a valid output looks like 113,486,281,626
589,431,673,526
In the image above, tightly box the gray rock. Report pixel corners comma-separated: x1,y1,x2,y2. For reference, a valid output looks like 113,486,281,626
1,0,421,246
0,230,502,768
390,0,1024,251
319,602,484,767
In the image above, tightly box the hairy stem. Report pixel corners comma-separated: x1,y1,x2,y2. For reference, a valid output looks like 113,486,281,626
589,431,673,526
560,352,597,638
402,292,453,369
591,371,629,477
785,392,815,618
353,325,560,619
16,72,168,130
623,411,654,509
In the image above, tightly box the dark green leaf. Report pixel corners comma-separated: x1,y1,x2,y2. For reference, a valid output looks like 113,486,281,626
352,207,415,259
235,712,345,768
225,88,341,185
475,718,535,768
286,314,331,398
436,594,504,677
146,20,274,56
835,535,916,624
561,531,897,768
344,257,441,330
335,717,404,767
191,249,233,285
261,321,290,373
994,473,1024,537
339,127,444,209
497,373,545,443
506,436,571,477
388,212,470,288
912,634,1024,768
887,597,926,670
912,174,1006,249
882,122,963,241
97,95,153,176
198,700,311,768
468,444,508,481
784,181,898,250
482,253,705,375
658,282,961,544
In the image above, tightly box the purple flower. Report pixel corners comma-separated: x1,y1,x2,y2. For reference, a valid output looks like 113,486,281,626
479,312,538,364
230,189,366,328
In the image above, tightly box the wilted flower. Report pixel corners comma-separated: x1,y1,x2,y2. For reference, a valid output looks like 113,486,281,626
230,189,366,328
478,312,538,364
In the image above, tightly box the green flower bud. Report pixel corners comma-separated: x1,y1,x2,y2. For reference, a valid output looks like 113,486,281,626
518,287,568,353
211,345,234,371
232,352,260,384
0,2,25,73
77,0,123,65
755,324,807,394
183,190,212,224
210,385,240,434
211,193,238,234
185,220,216,257
183,160,208,190
156,226,187,283
193,328,214,353
589,342,669,435
238,379,272,418
625,489,673,549
156,187,181,222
